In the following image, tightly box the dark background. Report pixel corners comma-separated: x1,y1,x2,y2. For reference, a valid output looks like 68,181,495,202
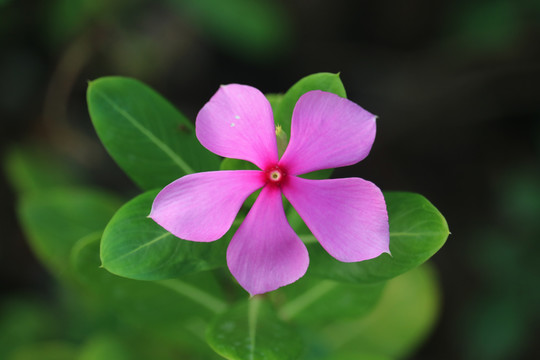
1,0,539,358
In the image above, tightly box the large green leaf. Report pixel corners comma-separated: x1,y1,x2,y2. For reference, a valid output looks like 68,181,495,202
206,298,303,360
17,188,122,278
273,72,347,136
276,276,385,325
307,192,449,283
100,190,229,280
320,264,441,359
71,234,227,351
87,76,220,190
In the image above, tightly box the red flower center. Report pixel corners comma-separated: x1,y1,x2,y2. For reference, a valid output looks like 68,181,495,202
265,166,286,186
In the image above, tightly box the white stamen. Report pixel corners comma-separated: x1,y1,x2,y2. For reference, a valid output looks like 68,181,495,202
230,123,236,127
270,170,281,181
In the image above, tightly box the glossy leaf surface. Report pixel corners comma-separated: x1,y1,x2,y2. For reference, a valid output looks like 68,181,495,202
87,76,219,190
100,190,228,280
307,192,449,283
206,298,303,360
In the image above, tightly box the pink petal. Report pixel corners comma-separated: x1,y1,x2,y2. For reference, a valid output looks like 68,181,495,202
227,185,309,295
278,90,377,175
196,84,278,170
149,171,265,242
282,176,389,262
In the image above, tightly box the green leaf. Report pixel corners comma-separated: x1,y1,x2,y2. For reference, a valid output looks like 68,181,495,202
277,276,385,325
3,145,82,195
17,188,122,278
206,297,304,360
87,76,220,190
71,233,228,349
299,169,333,180
8,342,79,360
100,189,228,280
307,192,449,283
273,72,347,136
220,158,259,171
265,93,283,114
78,334,131,360
321,264,441,359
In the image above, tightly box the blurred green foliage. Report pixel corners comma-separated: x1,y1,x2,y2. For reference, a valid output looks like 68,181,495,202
167,0,292,60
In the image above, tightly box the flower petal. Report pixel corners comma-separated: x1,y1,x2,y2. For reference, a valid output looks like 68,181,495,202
196,84,278,170
150,171,265,242
227,185,309,295
279,90,377,175
283,176,389,262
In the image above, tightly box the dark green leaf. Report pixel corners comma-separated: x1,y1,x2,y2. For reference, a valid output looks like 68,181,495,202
273,73,347,136
17,188,122,278
308,192,449,283
87,76,220,190
206,297,303,360
100,189,228,280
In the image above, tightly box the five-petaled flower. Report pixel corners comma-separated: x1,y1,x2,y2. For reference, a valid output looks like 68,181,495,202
149,84,390,295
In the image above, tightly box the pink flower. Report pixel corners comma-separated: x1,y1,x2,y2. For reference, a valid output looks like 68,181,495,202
150,84,390,295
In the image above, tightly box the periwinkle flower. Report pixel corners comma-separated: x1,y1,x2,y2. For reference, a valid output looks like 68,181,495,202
150,85,390,295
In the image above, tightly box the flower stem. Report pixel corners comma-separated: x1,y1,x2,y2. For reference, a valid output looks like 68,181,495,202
248,296,262,360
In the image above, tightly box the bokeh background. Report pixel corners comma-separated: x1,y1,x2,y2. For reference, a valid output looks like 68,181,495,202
1,0,539,358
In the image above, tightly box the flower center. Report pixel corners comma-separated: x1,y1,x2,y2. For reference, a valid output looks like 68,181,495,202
266,166,285,186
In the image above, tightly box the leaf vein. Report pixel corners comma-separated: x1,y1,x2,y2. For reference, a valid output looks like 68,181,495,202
96,91,195,174
107,231,172,264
